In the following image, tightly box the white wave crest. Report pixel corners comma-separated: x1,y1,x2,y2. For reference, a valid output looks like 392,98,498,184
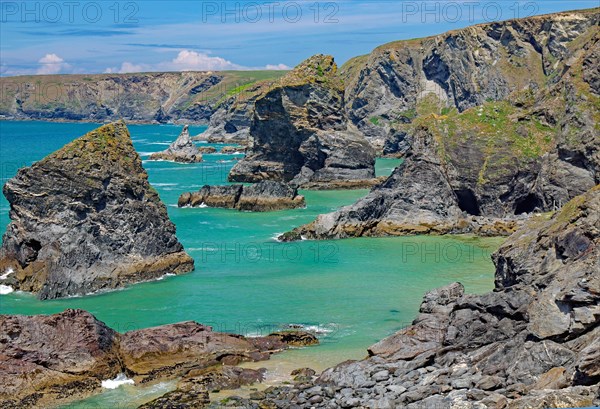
0,267,14,280
0,285,14,295
101,373,135,389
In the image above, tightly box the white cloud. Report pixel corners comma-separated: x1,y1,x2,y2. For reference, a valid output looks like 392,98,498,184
265,63,291,70
105,50,242,73
37,54,70,75
105,62,146,74
163,50,242,71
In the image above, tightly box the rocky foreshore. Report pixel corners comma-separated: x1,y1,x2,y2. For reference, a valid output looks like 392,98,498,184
234,184,600,408
178,181,305,212
149,125,204,163
0,121,194,299
0,309,318,408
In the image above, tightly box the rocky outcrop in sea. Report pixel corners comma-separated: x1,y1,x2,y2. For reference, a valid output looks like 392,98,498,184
0,121,194,299
178,181,305,212
149,125,203,163
244,184,600,408
0,309,318,408
228,55,377,189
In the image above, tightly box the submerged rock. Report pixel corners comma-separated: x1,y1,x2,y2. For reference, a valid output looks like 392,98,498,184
0,309,319,408
229,55,376,189
251,184,600,408
178,181,305,212
149,125,203,163
0,121,194,299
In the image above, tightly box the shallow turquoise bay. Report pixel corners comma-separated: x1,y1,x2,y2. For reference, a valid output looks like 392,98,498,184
0,121,503,407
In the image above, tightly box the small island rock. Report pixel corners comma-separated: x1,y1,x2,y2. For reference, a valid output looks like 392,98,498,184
149,125,203,163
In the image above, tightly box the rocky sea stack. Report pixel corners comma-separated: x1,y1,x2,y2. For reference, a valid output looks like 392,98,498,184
251,184,600,408
229,55,377,189
178,181,305,212
149,125,203,163
0,121,194,299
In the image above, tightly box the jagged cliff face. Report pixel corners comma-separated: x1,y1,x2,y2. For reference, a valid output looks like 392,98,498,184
0,121,194,299
342,8,600,152
254,184,600,408
196,81,273,144
0,71,286,123
229,55,376,188
285,10,600,239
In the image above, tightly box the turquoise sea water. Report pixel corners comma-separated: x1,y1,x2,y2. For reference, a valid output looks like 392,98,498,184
0,121,504,407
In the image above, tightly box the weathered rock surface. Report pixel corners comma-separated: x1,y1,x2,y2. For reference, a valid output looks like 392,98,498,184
195,81,274,145
220,146,246,154
342,8,600,152
198,146,217,154
149,125,203,163
0,309,122,408
285,11,600,239
139,366,266,409
0,121,194,299
229,55,376,189
178,181,305,212
249,184,600,408
0,309,319,408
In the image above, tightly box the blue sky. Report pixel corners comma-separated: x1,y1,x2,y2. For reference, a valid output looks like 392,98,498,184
1,0,598,76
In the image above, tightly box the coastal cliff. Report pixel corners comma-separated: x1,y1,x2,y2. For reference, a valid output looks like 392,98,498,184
251,184,600,408
229,55,377,189
342,7,600,152
0,121,194,299
0,71,286,124
199,9,600,155
283,9,600,239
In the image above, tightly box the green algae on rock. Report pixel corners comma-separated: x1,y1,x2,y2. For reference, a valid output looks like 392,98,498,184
0,121,194,299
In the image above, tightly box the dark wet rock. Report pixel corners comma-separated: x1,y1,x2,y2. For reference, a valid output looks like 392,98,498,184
0,121,194,300
267,331,319,347
229,55,376,189
149,125,203,163
178,181,305,212
198,146,217,154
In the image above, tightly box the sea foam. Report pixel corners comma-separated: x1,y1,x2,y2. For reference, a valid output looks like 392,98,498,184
0,285,15,295
0,267,14,280
101,373,135,389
